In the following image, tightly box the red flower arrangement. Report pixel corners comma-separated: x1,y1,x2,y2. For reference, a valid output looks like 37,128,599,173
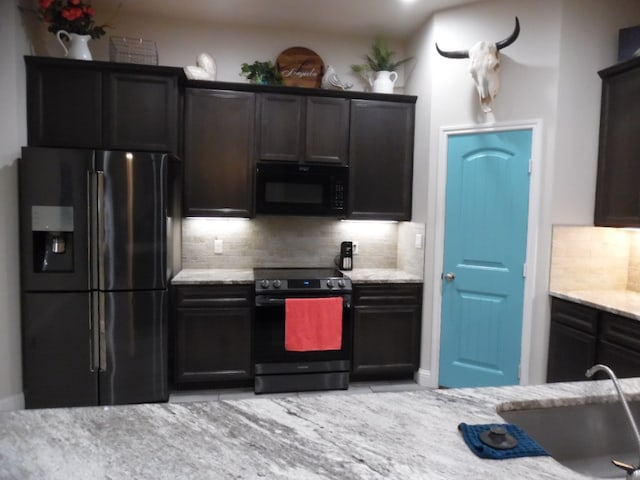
38,0,108,39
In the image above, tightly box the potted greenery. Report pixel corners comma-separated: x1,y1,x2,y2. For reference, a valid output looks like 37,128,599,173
351,36,413,93
240,60,283,85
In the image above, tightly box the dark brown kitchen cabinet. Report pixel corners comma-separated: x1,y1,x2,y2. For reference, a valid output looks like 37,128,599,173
104,71,179,152
348,100,415,220
594,57,640,227
351,283,422,380
183,88,255,217
547,297,640,382
26,59,102,148
546,298,598,382
598,312,640,378
172,285,253,387
26,56,180,153
257,93,349,165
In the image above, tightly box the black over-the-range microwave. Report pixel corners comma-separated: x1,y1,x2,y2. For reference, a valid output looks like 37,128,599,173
255,161,348,217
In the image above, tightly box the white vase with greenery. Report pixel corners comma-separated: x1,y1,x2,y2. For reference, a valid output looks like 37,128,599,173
351,36,413,94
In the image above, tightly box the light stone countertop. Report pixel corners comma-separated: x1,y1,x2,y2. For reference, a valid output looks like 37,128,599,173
171,268,254,285
2,379,639,479
550,289,640,321
171,268,423,285
342,268,423,284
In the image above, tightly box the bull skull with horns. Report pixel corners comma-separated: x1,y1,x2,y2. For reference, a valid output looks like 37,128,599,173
436,17,520,113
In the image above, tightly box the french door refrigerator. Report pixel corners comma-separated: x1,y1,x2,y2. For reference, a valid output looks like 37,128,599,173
19,147,172,409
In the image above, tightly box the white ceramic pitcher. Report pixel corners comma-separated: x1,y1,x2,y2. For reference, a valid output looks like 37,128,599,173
56,31,92,61
369,71,398,94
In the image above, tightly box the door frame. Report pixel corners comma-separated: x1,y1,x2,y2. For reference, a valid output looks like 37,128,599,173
428,119,543,387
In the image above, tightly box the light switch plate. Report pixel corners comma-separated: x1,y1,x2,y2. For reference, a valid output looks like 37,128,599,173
214,238,223,254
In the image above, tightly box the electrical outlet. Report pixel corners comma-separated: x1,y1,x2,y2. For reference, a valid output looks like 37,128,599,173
214,238,223,254
352,241,359,255
415,233,424,249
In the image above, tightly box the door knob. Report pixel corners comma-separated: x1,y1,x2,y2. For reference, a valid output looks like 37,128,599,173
444,272,456,281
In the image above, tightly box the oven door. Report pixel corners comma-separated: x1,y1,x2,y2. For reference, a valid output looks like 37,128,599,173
254,294,352,365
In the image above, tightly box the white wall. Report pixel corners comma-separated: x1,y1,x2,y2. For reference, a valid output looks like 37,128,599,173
0,2,28,410
406,0,640,385
552,0,639,224
27,5,410,93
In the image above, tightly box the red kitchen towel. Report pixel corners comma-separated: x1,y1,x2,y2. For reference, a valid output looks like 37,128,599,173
285,297,343,351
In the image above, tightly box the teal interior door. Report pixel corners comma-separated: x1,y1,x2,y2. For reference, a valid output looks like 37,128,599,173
439,129,532,388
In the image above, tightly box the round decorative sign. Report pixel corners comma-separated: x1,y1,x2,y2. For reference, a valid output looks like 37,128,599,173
276,47,324,88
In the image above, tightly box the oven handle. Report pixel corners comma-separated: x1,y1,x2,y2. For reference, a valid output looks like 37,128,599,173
255,295,351,308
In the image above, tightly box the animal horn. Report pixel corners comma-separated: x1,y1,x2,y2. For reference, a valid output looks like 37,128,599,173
435,43,469,59
495,17,520,51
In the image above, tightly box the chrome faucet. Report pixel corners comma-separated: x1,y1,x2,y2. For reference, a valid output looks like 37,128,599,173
586,364,640,479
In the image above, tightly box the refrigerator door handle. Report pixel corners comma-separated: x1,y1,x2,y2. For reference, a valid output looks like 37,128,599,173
96,171,106,291
89,291,100,372
88,171,98,290
98,291,107,372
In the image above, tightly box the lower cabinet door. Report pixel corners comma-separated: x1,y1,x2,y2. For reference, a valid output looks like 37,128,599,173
351,304,421,379
546,321,597,383
597,340,640,379
174,306,252,384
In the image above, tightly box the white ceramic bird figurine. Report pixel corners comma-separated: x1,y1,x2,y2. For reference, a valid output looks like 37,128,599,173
184,53,217,80
321,65,353,90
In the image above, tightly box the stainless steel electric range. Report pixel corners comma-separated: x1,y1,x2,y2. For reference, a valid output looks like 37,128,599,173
253,268,352,394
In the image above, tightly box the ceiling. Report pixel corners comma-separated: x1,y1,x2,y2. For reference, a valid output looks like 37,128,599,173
106,0,481,39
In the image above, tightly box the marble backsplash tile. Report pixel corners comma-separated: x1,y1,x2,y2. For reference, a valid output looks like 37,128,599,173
550,225,639,292
182,217,425,276
397,222,426,278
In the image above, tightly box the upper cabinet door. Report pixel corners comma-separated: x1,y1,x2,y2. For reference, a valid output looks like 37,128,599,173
257,94,349,165
27,61,102,148
25,57,181,153
305,97,349,165
348,99,415,221
105,72,179,153
258,93,304,162
184,88,256,217
594,58,640,227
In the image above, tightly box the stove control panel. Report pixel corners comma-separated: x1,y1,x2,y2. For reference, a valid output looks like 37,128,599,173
255,277,352,293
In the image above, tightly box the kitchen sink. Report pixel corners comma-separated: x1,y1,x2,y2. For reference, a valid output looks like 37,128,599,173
499,399,640,479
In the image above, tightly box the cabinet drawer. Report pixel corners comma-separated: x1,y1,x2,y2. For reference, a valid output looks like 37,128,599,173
174,285,253,307
599,312,640,351
354,284,422,305
550,298,598,334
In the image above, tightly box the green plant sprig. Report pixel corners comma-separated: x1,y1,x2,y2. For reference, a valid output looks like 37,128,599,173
351,36,413,74
240,61,283,85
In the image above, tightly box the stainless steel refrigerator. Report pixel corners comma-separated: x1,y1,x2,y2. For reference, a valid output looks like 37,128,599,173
19,147,175,408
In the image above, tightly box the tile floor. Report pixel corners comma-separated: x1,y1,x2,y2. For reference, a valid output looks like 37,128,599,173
169,379,429,403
